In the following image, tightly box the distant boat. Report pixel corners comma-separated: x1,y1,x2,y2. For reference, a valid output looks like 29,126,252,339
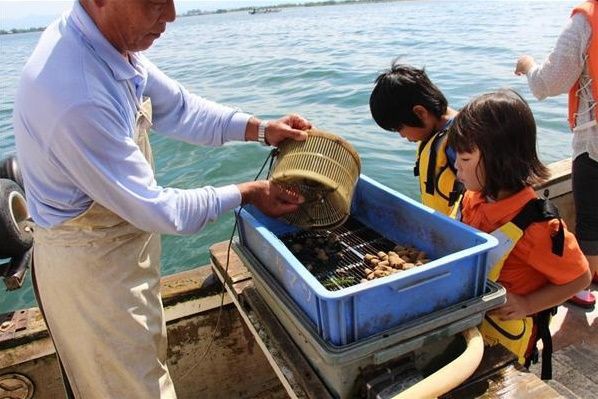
249,8,281,14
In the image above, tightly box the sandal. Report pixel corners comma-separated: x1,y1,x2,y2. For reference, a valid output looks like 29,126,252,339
567,290,596,308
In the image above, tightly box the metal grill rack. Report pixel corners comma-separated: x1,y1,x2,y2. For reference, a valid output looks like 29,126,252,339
280,217,400,291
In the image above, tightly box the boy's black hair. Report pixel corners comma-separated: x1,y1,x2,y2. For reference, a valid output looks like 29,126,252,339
369,61,448,131
448,89,549,199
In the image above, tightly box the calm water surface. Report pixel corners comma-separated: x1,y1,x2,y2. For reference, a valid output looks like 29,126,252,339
0,0,578,312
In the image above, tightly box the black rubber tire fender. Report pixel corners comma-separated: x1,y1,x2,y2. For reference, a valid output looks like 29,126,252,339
0,178,33,258
0,155,24,190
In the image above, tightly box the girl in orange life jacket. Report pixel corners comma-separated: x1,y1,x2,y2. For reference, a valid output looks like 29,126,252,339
369,61,462,216
448,89,591,371
515,0,598,307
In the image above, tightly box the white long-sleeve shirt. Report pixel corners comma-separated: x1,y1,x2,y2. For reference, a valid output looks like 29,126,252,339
13,2,252,234
525,13,598,163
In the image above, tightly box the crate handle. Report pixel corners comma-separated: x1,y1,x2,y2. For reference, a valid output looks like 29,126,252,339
390,271,450,292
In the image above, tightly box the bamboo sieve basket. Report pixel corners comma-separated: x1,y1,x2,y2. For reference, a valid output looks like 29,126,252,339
270,129,361,230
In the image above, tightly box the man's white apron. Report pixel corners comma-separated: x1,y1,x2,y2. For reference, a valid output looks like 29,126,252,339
33,99,177,398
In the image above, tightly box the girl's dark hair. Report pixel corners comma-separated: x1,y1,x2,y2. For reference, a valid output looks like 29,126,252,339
447,89,549,198
369,60,448,131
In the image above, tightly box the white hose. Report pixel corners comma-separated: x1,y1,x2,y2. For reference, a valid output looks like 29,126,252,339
392,327,484,399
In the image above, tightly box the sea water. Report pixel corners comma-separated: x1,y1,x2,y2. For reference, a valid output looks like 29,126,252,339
0,0,578,312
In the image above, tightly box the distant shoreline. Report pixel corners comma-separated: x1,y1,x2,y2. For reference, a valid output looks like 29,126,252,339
0,27,45,36
180,0,402,17
0,0,401,35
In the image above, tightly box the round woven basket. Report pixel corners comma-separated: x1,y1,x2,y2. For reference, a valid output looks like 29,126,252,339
270,129,361,230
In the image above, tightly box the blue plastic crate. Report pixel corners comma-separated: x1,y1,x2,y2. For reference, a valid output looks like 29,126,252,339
237,175,497,345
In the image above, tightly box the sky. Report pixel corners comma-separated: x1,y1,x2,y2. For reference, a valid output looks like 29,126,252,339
0,1,281,29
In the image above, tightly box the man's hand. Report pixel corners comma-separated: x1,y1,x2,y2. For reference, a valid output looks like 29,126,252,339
515,55,536,76
247,114,312,146
238,180,304,217
489,292,531,321
264,114,312,146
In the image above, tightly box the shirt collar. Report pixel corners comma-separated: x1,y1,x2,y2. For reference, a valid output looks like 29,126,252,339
68,1,141,82
468,186,537,219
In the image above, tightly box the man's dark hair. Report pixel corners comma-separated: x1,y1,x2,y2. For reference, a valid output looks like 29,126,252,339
369,61,448,131
448,89,549,199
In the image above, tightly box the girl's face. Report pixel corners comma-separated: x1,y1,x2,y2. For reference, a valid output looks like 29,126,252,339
455,148,485,192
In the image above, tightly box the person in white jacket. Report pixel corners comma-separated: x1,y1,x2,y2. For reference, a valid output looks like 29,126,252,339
515,1,598,308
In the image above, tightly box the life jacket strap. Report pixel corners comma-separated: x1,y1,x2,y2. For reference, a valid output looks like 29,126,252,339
524,307,557,380
414,134,432,178
511,199,565,257
423,130,447,195
448,180,465,207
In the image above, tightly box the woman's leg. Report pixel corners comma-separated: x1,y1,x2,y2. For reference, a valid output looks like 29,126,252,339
570,153,598,307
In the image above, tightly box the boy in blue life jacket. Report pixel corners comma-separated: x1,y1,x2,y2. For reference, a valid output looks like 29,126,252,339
369,61,462,215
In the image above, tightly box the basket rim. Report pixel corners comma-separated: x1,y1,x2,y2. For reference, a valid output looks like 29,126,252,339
303,129,362,172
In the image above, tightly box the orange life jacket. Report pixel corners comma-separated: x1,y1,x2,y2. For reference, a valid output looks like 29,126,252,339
568,0,598,129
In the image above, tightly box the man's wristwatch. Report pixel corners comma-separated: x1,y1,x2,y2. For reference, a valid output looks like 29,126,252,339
257,120,269,146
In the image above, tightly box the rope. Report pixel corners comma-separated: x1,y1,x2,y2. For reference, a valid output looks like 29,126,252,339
180,148,278,380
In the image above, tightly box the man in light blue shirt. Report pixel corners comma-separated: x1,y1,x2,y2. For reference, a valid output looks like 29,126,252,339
14,2,308,233
13,1,311,397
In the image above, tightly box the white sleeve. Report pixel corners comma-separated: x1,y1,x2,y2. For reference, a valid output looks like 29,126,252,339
526,13,592,100
49,102,242,235
142,56,252,145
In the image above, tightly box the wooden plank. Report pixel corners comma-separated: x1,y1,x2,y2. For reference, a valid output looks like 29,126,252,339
163,292,232,322
160,267,210,302
0,309,48,351
0,336,55,369
534,157,575,229
210,263,303,399
0,301,286,399
232,279,255,298
537,158,572,189
243,287,334,399
209,241,252,287
165,304,286,399
0,264,220,350
210,243,332,398
0,348,64,399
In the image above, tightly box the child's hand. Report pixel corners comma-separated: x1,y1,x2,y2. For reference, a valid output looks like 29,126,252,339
515,55,536,76
490,292,530,320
